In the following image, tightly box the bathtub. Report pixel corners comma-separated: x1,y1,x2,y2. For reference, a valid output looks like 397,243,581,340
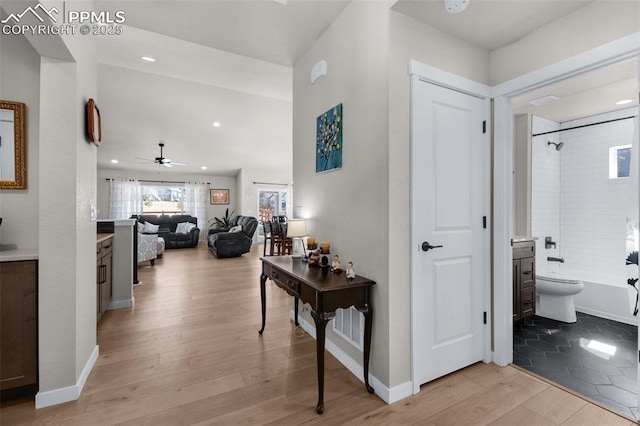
537,266,637,326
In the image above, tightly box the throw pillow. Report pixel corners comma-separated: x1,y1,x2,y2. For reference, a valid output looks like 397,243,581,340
175,222,190,234
185,222,196,232
229,225,242,233
137,222,146,233
144,222,159,233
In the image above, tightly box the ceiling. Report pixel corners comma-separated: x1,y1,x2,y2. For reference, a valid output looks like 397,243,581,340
93,0,351,67
94,0,638,176
391,0,594,51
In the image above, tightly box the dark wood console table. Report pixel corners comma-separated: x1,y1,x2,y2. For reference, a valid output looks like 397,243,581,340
259,256,375,414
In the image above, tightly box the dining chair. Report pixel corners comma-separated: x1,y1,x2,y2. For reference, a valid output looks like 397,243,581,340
262,221,276,256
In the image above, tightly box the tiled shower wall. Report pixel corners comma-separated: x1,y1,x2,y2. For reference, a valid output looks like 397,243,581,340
531,108,637,285
531,116,561,269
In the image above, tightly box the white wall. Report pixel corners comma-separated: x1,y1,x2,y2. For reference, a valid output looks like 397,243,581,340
0,32,40,249
293,0,391,385
37,38,98,403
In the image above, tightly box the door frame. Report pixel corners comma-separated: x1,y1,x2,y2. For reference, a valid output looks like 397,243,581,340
409,61,492,394
491,32,640,367
409,31,640,393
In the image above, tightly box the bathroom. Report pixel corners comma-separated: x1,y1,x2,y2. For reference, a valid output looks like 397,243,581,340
511,60,639,419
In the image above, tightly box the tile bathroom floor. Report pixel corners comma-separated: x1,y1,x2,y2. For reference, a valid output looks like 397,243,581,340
513,312,638,419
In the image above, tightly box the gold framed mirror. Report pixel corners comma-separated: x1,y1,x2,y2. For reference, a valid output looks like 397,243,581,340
0,100,26,189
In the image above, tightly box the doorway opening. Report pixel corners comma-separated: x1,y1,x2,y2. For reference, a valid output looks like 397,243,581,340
509,58,639,419
256,189,288,243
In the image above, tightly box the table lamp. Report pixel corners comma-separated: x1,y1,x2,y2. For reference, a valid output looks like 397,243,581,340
286,219,307,259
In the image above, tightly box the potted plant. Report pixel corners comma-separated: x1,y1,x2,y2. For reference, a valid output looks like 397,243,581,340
208,208,236,229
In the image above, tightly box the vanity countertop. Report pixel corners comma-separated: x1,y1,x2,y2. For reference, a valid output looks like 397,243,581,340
512,236,537,243
97,233,114,244
0,248,39,263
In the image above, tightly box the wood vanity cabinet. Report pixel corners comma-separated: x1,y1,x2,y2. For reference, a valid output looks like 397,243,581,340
0,260,38,395
513,240,536,322
96,237,113,322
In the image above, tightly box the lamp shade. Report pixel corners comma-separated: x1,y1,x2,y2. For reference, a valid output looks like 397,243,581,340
286,219,307,238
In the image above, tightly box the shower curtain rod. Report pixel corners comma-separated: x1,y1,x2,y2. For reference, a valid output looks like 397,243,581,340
532,114,638,137
105,179,211,184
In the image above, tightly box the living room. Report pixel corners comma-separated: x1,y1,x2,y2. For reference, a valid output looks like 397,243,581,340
1,0,638,420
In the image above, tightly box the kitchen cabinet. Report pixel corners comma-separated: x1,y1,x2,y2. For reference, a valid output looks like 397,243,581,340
0,259,38,396
96,235,113,322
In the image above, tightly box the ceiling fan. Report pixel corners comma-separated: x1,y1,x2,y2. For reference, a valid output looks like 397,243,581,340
136,142,188,168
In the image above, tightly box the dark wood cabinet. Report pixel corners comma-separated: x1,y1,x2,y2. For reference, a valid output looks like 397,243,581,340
0,260,38,395
513,240,536,322
97,237,113,322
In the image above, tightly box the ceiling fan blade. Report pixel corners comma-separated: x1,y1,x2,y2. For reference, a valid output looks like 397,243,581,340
169,162,188,166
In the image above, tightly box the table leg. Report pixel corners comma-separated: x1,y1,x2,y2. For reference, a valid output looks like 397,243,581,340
258,273,267,334
294,297,300,326
363,303,374,394
312,312,330,414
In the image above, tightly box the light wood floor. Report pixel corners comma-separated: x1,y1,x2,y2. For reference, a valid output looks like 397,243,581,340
1,244,636,425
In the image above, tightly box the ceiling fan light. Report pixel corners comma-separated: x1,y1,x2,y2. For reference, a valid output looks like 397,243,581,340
444,0,469,13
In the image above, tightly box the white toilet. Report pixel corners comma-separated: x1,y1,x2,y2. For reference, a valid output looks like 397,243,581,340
535,270,584,323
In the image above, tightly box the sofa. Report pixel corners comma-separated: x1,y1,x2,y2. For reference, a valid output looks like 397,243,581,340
207,215,258,258
134,214,200,249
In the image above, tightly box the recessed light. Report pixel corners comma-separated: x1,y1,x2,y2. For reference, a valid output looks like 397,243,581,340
212,121,221,127
616,99,633,105
528,95,559,106
201,166,207,170
141,56,156,62
111,159,119,164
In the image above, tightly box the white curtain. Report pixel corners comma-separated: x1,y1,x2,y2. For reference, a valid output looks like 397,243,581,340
184,182,208,238
109,179,143,220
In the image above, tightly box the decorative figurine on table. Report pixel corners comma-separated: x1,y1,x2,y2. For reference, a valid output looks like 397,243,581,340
346,262,356,280
309,251,320,266
320,255,330,270
331,255,342,273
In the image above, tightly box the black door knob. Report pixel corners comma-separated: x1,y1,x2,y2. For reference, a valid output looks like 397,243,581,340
421,242,443,252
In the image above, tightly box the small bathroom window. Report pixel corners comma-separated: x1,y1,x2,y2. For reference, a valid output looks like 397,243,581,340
608,145,631,179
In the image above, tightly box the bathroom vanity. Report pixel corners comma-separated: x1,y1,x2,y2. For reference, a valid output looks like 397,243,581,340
513,239,536,322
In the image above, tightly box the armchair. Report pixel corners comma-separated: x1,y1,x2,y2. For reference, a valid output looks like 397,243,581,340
207,215,258,258
138,233,158,265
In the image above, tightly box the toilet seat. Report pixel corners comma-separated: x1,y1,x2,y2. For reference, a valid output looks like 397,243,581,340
535,274,582,285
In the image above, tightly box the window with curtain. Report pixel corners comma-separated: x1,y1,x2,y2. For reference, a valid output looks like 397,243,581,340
109,179,143,219
184,182,208,237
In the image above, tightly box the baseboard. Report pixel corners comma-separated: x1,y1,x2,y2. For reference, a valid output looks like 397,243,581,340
35,345,99,409
108,298,133,310
575,306,637,326
292,312,413,405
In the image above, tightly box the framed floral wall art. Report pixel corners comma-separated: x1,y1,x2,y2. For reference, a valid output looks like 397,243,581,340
316,103,342,173
210,189,229,205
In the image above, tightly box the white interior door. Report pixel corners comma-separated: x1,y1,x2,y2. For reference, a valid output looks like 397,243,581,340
411,78,488,387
